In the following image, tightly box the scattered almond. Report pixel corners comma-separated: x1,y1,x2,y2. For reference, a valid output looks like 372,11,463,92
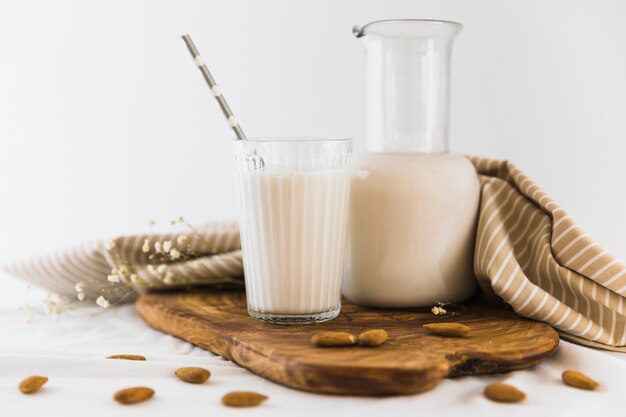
562,370,599,390
222,391,268,407
484,382,526,403
358,329,388,347
18,376,48,394
423,322,470,337
113,387,155,405
175,367,211,384
107,354,146,361
311,332,358,347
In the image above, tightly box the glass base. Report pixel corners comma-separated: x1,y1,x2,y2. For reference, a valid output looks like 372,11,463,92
248,304,340,324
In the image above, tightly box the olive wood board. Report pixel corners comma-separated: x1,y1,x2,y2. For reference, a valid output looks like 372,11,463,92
136,290,559,396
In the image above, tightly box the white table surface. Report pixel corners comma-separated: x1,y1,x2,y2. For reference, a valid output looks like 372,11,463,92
1,274,624,417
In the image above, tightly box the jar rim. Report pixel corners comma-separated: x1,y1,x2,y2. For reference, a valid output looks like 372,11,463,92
354,19,463,38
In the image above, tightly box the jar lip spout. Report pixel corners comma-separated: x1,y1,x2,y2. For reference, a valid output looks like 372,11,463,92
353,19,463,38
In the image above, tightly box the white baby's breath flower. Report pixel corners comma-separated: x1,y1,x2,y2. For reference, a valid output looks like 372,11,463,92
154,241,162,253
77,292,85,301
163,272,175,285
43,293,71,315
157,264,167,274
96,295,110,308
170,248,181,260
147,265,157,274
107,274,121,283
142,239,151,253
74,282,85,292
43,293,53,314
176,235,188,246
21,304,34,323
431,306,447,315
170,216,185,225
162,240,172,253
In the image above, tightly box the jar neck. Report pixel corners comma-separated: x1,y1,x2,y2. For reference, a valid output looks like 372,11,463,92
365,134,449,153
358,20,461,154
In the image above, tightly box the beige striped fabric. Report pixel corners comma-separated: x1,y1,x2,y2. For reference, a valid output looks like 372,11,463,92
3,157,625,351
470,157,626,352
4,222,244,304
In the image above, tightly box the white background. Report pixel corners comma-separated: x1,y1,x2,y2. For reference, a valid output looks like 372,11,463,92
0,2,625,415
1,0,625,270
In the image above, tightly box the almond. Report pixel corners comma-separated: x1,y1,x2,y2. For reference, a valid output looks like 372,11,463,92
562,370,599,390
18,376,48,394
113,386,155,405
311,332,357,347
175,367,211,384
358,329,388,347
222,391,268,407
484,382,526,403
423,322,470,337
107,354,146,361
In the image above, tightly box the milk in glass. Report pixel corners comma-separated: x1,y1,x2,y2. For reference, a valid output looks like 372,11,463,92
236,169,350,314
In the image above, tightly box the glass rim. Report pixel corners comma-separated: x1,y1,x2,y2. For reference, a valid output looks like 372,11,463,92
233,137,353,144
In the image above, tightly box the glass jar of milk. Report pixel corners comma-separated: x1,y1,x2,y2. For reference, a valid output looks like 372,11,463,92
343,20,480,307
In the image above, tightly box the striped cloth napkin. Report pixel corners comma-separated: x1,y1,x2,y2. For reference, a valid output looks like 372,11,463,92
4,223,244,304
3,157,625,351
470,157,626,352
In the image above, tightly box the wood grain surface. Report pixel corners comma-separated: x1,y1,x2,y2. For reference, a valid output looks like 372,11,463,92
136,290,559,396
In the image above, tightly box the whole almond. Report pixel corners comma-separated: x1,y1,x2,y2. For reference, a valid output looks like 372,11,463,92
423,322,470,337
562,370,599,390
18,376,48,394
358,329,388,347
484,382,526,403
222,391,268,407
107,354,146,361
114,387,155,404
311,332,357,347
175,367,211,384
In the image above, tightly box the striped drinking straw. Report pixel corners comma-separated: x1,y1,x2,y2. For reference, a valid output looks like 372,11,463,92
181,34,246,140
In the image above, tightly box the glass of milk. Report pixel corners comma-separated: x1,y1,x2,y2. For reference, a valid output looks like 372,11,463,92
233,138,353,323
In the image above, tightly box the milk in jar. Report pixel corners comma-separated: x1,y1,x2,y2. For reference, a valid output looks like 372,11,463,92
343,20,479,307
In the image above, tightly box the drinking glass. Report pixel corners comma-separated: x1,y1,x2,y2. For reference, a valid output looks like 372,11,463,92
233,138,353,323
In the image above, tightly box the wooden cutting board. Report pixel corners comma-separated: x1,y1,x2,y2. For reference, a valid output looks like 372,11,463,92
136,290,559,396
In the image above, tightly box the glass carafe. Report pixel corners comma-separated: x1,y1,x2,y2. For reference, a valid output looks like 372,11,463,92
343,19,480,307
